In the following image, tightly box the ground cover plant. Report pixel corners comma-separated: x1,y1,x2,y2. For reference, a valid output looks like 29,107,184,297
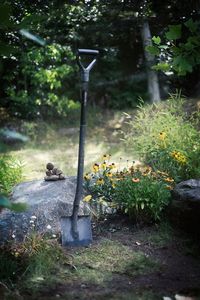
123,94,200,182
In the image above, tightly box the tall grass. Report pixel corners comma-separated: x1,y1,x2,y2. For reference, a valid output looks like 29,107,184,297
0,155,23,195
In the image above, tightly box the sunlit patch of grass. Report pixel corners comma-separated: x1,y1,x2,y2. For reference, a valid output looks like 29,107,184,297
1,108,137,181
65,239,159,285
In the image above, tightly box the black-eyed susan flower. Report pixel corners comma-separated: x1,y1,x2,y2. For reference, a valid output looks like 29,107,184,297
108,163,116,169
84,173,91,180
102,154,111,160
96,178,104,185
106,172,113,177
93,163,99,172
101,161,107,170
159,131,167,140
171,151,187,164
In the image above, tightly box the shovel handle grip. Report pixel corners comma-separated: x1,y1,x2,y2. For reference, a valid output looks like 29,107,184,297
78,49,99,56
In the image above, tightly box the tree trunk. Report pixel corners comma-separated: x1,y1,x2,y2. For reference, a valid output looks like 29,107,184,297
141,18,161,103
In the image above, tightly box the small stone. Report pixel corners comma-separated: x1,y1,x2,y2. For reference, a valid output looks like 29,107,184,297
44,175,59,181
59,174,65,180
46,170,52,176
52,167,58,175
46,162,54,170
56,169,62,175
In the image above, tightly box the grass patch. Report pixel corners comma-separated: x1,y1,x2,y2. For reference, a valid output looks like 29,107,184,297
2,109,136,181
65,239,159,285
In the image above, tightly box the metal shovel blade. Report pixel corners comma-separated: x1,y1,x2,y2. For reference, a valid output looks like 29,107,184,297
61,215,92,246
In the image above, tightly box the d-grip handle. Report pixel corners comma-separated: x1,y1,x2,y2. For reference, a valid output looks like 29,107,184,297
78,49,99,56
77,49,99,83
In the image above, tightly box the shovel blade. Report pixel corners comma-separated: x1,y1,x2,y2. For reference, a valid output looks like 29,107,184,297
61,216,92,247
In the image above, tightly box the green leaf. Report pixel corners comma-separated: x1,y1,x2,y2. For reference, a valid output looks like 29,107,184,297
0,195,11,209
0,195,27,212
141,203,145,210
184,18,199,33
11,203,27,212
152,62,170,72
173,56,193,75
152,36,161,45
145,45,160,56
165,25,182,40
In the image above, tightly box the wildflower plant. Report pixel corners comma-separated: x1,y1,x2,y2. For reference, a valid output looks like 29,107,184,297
84,156,173,221
84,154,117,207
123,94,200,182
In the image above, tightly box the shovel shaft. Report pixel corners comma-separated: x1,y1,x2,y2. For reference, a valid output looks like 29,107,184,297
72,89,87,239
71,49,98,241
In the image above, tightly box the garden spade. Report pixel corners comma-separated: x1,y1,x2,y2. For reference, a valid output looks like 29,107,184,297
61,49,99,246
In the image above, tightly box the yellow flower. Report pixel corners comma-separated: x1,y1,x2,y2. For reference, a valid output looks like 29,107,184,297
142,166,152,176
102,154,111,160
106,172,113,177
84,173,91,180
171,151,187,164
157,170,169,176
93,163,99,172
96,178,104,185
83,195,92,202
108,163,116,169
132,178,140,183
101,161,107,170
164,177,174,183
159,131,167,140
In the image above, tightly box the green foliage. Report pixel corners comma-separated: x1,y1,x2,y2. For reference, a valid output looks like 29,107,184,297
0,234,65,289
84,156,172,221
84,159,115,203
165,24,182,40
113,170,171,221
21,234,64,287
124,94,200,182
6,44,77,118
149,18,200,76
0,195,26,212
0,249,22,283
0,155,23,195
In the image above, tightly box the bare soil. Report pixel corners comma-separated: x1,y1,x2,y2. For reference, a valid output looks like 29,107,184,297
21,216,200,300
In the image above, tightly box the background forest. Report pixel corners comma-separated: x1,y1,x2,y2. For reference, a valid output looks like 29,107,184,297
0,0,200,120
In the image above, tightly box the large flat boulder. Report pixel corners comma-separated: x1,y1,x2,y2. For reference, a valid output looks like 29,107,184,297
0,177,89,244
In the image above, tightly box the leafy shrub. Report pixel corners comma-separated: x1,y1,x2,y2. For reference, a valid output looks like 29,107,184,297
123,94,200,182
113,168,172,221
84,156,172,221
0,155,23,195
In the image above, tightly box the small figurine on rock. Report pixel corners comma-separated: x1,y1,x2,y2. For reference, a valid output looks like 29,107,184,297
44,162,65,181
